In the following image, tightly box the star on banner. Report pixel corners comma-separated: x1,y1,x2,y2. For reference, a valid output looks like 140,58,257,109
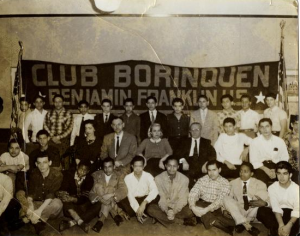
255,92,265,104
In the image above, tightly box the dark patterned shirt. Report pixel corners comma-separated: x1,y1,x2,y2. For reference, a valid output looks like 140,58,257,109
167,113,190,138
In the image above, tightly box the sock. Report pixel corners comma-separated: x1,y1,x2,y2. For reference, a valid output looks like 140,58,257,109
69,220,76,227
77,219,84,225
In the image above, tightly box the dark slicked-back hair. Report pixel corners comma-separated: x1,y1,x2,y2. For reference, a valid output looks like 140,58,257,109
240,94,251,101
78,159,92,170
102,157,115,167
52,94,64,102
258,118,272,127
78,100,90,107
131,156,145,166
198,95,208,101
207,160,221,169
146,96,157,103
101,98,112,106
223,117,236,126
220,94,233,102
240,162,254,172
265,93,277,99
171,98,184,106
36,129,50,138
165,156,179,165
123,98,135,106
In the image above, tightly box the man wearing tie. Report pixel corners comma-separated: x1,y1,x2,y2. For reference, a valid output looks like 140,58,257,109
190,95,219,145
176,122,216,188
94,99,117,140
100,117,137,178
222,162,268,236
139,96,167,141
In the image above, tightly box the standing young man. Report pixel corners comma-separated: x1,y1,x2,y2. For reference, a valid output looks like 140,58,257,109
190,95,219,145
167,98,190,152
139,96,167,141
257,161,299,236
70,100,94,146
264,93,288,138
121,98,141,144
43,94,73,158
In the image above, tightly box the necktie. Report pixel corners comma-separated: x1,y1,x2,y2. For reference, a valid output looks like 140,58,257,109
193,139,198,158
243,182,249,210
105,115,108,123
79,116,85,137
151,111,155,124
116,136,120,156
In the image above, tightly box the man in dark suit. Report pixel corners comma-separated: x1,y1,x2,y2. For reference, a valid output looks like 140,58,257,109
100,117,137,177
94,99,117,140
176,122,216,188
139,96,167,141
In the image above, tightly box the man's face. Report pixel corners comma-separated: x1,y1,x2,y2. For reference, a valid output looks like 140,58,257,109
101,102,112,114
190,124,201,139
207,164,221,180
241,98,251,111
221,98,232,110
165,159,179,176
276,168,292,186
259,121,272,137
132,161,144,175
146,99,157,111
224,122,235,136
266,97,276,108
77,165,89,179
239,165,253,181
111,118,124,134
53,97,63,110
103,161,114,176
78,103,89,115
37,134,50,148
292,121,299,133
36,157,52,174
9,143,21,157
172,102,183,114
20,101,29,112
198,98,209,110
34,98,45,111
124,102,134,114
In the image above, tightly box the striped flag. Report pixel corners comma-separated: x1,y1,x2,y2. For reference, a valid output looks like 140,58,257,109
277,21,289,117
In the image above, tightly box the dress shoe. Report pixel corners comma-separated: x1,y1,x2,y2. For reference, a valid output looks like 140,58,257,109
92,221,103,233
59,220,71,232
235,224,246,233
212,219,234,236
79,222,90,233
113,215,123,226
34,222,46,235
247,226,260,236
183,217,197,226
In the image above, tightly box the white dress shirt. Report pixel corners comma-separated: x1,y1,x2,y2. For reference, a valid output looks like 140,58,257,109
70,113,94,146
124,171,158,212
24,109,48,143
249,135,289,169
268,181,299,218
189,138,200,157
114,131,124,157
239,109,261,130
214,133,252,165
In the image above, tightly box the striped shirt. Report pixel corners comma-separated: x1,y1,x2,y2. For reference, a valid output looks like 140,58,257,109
44,108,74,139
189,175,230,211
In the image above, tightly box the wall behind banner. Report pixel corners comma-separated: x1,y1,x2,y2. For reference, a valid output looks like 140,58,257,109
0,16,298,129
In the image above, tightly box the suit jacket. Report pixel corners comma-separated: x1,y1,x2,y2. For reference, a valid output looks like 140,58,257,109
89,170,128,202
229,177,269,209
176,137,216,177
100,131,137,166
140,111,167,141
94,113,117,139
190,109,219,145
59,169,94,205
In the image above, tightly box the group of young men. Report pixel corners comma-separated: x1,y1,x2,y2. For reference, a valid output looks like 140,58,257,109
0,92,298,236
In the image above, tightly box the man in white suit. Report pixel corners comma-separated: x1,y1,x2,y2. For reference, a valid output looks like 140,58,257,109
190,95,219,145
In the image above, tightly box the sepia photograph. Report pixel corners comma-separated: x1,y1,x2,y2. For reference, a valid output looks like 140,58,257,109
0,0,299,236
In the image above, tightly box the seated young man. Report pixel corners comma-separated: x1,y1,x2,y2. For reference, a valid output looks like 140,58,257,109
147,156,195,227
22,155,63,235
188,160,234,235
214,118,252,178
29,129,61,172
222,162,268,236
89,157,128,233
257,161,299,236
58,159,100,233
119,156,158,224
0,139,29,192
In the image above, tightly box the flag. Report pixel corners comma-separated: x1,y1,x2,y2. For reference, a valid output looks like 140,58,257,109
277,21,289,117
11,42,23,128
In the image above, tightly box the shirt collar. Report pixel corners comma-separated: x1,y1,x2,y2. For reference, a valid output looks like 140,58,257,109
150,138,161,143
115,131,124,139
